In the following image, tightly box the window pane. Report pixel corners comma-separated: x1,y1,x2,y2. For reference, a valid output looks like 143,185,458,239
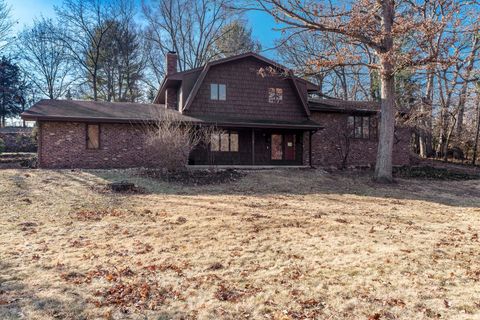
87,124,99,149
230,132,239,152
210,84,218,100
268,87,282,103
268,88,276,103
219,84,226,100
276,88,283,102
210,133,219,151
271,134,283,160
370,117,378,139
347,116,355,137
220,133,229,151
363,117,370,139
354,116,362,138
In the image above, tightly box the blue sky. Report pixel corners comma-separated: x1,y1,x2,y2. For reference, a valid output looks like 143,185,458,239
5,0,280,58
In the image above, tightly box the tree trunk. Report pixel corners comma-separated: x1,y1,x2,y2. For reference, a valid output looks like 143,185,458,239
374,0,395,183
472,94,480,165
419,71,434,157
374,60,395,182
443,118,457,162
92,68,98,101
455,35,478,142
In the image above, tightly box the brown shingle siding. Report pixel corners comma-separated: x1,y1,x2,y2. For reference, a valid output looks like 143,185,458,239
185,57,308,121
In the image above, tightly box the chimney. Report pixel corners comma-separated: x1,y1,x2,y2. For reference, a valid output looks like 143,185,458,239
165,51,178,110
166,51,177,75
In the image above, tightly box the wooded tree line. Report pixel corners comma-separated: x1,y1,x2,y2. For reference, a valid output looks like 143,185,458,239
0,0,260,122
266,0,480,171
1,0,480,180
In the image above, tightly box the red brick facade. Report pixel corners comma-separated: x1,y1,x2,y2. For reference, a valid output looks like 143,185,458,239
303,112,411,167
30,53,412,169
38,121,157,169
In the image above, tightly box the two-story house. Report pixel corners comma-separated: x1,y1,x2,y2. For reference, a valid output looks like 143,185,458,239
21,52,411,169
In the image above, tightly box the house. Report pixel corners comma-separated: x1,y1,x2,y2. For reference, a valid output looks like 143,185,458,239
21,52,411,169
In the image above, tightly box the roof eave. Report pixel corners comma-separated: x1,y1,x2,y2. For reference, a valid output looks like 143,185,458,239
309,107,379,114
20,114,158,124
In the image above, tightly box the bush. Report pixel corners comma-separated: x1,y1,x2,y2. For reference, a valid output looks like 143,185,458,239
0,138,4,154
144,116,218,172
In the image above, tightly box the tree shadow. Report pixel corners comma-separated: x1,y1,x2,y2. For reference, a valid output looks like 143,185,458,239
0,261,87,320
82,168,480,208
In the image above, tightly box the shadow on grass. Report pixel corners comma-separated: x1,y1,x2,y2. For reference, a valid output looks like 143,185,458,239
0,261,86,320
0,259,196,320
82,168,480,209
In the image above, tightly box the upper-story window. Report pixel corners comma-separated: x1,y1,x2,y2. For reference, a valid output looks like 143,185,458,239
347,115,377,139
268,88,283,103
210,83,226,100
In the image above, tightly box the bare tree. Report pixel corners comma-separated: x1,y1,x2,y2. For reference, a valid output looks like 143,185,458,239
277,31,375,100
142,0,234,85
0,0,12,51
471,83,480,165
16,18,74,99
55,0,118,101
455,34,480,142
253,0,463,182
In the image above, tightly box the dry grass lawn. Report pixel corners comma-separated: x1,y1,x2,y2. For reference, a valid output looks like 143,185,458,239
0,168,479,320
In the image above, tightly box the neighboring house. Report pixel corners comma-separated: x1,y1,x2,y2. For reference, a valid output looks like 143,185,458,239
21,52,410,169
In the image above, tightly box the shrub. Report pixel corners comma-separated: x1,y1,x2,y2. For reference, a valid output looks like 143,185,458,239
144,116,218,172
0,137,5,154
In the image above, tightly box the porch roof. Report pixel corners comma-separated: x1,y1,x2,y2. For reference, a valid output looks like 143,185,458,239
22,99,323,130
192,116,323,130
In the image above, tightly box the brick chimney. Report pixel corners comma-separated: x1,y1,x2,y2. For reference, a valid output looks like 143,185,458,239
166,51,177,75
165,51,178,110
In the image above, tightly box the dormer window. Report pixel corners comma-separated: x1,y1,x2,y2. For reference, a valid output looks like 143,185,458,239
268,88,283,103
211,83,226,100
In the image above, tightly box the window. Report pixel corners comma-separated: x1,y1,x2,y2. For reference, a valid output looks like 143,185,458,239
86,124,100,149
210,131,238,152
210,83,226,100
347,116,377,139
268,88,283,103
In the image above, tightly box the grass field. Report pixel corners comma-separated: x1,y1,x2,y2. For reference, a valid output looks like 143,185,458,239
0,168,479,319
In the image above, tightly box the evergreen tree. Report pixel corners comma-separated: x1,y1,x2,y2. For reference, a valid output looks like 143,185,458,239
213,20,261,58
0,57,23,127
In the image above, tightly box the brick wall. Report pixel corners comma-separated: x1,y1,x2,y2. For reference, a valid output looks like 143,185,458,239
38,121,158,169
186,57,308,121
303,112,411,168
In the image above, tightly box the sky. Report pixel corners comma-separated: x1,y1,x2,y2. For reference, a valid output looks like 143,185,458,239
5,0,281,58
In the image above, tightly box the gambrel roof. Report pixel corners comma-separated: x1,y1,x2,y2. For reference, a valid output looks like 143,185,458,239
154,52,314,116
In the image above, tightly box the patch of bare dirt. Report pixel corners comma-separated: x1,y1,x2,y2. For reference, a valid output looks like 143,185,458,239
138,168,245,185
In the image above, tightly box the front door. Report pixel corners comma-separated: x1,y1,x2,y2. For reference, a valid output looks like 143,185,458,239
270,133,296,161
284,134,295,161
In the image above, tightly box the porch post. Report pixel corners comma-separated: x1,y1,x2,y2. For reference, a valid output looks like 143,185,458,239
251,128,255,165
309,130,313,167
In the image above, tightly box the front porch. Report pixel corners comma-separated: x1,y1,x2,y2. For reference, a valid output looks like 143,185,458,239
189,127,316,166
